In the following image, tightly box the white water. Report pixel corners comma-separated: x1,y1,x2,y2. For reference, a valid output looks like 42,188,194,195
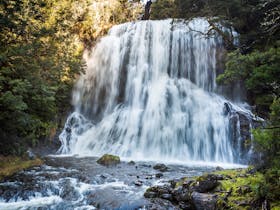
59,18,251,164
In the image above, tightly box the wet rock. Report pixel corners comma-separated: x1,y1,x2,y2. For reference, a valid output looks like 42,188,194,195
223,102,232,115
60,179,79,201
215,166,223,171
145,175,153,179
26,149,36,160
182,179,195,188
155,173,163,178
134,180,143,186
172,186,192,203
160,193,173,201
153,163,168,172
191,174,220,193
144,191,158,198
178,201,194,210
87,188,138,209
144,185,171,198
141,164,152,167
100,174,107,179
128,160,135,165
96,154,120,166
146,198,180,210
191,192,217,210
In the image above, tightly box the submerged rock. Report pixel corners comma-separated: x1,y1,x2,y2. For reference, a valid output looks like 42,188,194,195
97,154,120,166
153,164,168,172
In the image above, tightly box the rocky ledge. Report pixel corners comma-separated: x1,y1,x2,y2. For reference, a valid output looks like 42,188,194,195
144,168,271,210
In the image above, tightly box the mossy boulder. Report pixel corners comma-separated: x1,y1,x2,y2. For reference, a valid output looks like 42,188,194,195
97,154,120,166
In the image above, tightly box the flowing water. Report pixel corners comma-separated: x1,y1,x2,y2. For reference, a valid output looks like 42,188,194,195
0,156,221,210
59,18,251,164
0,18,256,209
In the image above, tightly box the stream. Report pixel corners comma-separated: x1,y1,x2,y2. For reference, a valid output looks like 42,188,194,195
0,156,240,210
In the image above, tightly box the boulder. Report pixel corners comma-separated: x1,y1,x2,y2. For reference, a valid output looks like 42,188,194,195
192,192,217,210
128,160,135,165
172,186,192,203
97,154,120,166
153,163,168,172
191,174,220,193
215,166,223,171
144,185,171,198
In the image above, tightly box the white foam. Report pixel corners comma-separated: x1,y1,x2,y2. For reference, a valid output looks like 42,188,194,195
0,196,62,210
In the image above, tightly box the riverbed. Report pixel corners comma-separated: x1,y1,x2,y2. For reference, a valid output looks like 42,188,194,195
0,156,226,209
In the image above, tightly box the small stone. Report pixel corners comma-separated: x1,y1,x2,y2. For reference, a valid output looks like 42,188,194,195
141,164,152,167
155,173,163,178
216,166,224,171
26,149,36,160
128,160,135,165
145,175,153,179
100,174,107,179
134,180,143,186
153,164,168,172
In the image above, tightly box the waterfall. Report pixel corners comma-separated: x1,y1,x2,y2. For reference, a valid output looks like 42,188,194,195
59,18,253,164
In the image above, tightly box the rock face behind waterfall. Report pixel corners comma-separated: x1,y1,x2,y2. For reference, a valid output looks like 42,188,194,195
59,18,259,164
224,102,264,163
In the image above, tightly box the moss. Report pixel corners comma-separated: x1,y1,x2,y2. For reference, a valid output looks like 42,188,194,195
97,154,120,166
211,168,269,209
0,156,43,181
272,203,280,210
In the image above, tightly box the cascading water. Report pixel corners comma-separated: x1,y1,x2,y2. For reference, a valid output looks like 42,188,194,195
59,18,254,164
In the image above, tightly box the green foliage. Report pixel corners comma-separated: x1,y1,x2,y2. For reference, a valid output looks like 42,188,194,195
0,0,143,155
217,45,280,114
0,0,83,155
150,0,278,50
253,98,280,168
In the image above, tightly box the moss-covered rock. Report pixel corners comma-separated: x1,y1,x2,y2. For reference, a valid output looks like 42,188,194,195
144,167,280,210
96,154,120,166
0,156,43,181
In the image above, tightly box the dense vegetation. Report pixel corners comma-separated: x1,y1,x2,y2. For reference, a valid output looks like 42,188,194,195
0,0,142,155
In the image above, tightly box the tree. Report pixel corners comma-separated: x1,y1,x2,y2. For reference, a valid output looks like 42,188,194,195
217,44,280,116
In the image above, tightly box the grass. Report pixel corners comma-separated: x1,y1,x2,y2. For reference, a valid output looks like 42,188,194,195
0,155,43,180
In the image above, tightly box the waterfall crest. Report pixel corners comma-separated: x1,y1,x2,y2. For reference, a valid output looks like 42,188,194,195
59,18,253,164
